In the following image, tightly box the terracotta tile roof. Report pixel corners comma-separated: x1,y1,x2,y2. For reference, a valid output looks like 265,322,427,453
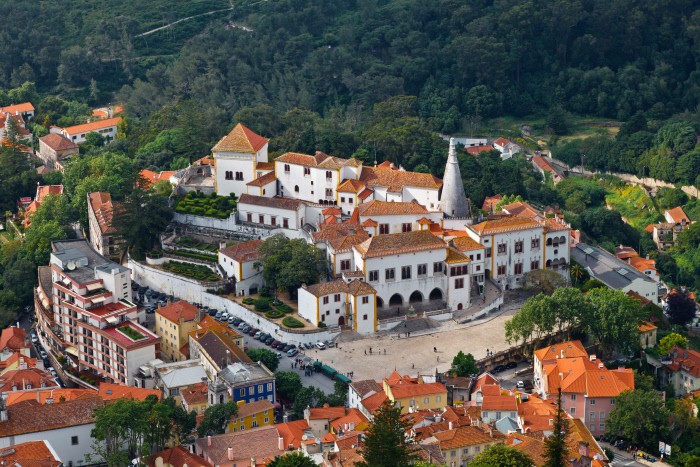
139,169,176,188
533,155,556,173
256,161,275,171
180,382,208,407
237,399,274,419
0,352,36,372
361,391,388,413
39,132,78,151
0,326,26,351
6,388,97,406
629,255,656,272
146,445,211,467
358,188,373,200
567,418,607,462
614,246,638,259
479,384,502,397
666,206,690,224
544,357,634,397
238,194,302,211
507,433,547,465
322,207,342,216
313,222,365,243
156,300,198,324
359,165,442,192
98,383,161,401
308,405,346,421
357,200,430,217
482,395,518,411
246,170,277,187
327,231,370,252
303,279,376,298
219,239,264,263
349,379,382,399
355,230,446,258
467,145,494,155
195,155,215,166
276,419,310,449
470,217,542,236
331,408,369,432
445,247,470,264
494,137,510,147
501,201,542,219
451,236,485,252
644,224,655,233
0,396,103,437
212,123,268,153
338,179,366,193
471,373,500,395
36,185,64,203
534,340,587,363
627,290,651,305
88,191,119,234
197,315,242,340
190,328,251,369
0,440,62,467
0,368,59,392
389,381,447,400
62,117,120,135
667,346,700,377
194,425,284,464
638,321,657,332
0,102,34,114
431,425,505,450
481,194,503,212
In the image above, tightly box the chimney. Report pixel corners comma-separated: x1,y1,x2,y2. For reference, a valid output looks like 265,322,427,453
278,436,284,451
589,354,596,362
560,349,565,358
598,363,604,369
448,421,453,430
227,447,234,461
155,457,164,467
488,426,493,437
207,435,211,446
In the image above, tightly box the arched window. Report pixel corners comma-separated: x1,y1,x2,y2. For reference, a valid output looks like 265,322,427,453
294,185,299,192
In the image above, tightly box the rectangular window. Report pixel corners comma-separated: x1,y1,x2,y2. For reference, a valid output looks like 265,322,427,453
497,265,506,275
531,238,540,248
304,167,311,176
589,412,595,421
590,399,596,405
530,260,540,270
385,268,395,281
284,164,290,172
570,407,576,415
514,241,523,253
402,223,412,232
258,215,264,224
571,394,577,401
362,296,369,304
325,188,333,197
486,247,492,258
270,217,276,227
323,297,329,304
234,172,243,180
247,213,252,222
369,270,379,282
258,385,263,392
71,436,79,445
600,423,605,431
268,383,272,391
600,412,605,420
433,262,443,273
283,218,289,228
334,294,341,302
341,197,345,203
363,314,368,320
514,263,523,275
325,171,332,179
401,266,411,280
455,278,464,289
340,260,351,271
497,243,507,254
417,264,427,276
225,171,233,180
379,224,389,235
477,253,481,260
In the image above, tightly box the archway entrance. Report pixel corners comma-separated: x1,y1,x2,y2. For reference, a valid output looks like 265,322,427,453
409,291,423,304
429,288,443,301
389,294,403,307
338,316,345,326
376,297,384,308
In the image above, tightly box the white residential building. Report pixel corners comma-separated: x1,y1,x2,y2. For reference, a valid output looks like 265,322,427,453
354,200,442,236
213,123,270,197
237,194,305,230
297,279,377,334
218,239,264,296
58,117,120,144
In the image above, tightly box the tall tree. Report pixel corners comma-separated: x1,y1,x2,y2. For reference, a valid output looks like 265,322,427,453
246,348,279,372
470,444,535,467
268,452,317,467
197,401,239,437
450,351,478,377
665,289,697,325
543,388,569,467
114,187,172,259
605,389,670,451
357,400,415,467
258,234,327,297
585,288,642,357
275,371,303,402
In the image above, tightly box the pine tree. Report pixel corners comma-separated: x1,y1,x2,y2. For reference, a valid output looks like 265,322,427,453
357,401,415,467
543,388,569,467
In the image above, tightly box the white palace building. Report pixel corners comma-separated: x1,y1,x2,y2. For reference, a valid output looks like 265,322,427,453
184,124,573,334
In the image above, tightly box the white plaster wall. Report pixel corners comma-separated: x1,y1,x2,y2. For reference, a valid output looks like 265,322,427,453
359,212,441,235
276,163,339,204
622,279,658,303
297,288,318,325
238,203,303,230
126,343,157,382
351,293,376,335
245,178,277,197
404,186,440,210
214,154,256,197
0,423,95,466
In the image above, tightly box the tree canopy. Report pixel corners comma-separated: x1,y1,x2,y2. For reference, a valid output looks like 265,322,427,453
450,351,478,377
470,444,535,467
197,401,238,437
357,400,415,467
258,234,328,296
605,389,670,451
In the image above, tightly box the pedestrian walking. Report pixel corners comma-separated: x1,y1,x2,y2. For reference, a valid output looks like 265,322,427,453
383,349,386,355
364,349,366,355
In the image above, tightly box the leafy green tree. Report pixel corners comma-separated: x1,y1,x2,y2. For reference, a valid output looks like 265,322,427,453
470,444,535,467
0,291,20,327
357,400,415,467
543,389,568,467
585,288,643,357
91,398,148,466
545,106,571,135
655,187,688,210
246,348,279,372
82,131,106,152
291,386,327,420
658,332,688,355
2,258,37,305
450,351,478,377
268,452,317,467
665,289,698,325
569,262,587,286
114,187,172,259
521,269,566,295
197,401,239,437
275,371,303,402
21,220,68,266
258,234,328,297
605,390,670,451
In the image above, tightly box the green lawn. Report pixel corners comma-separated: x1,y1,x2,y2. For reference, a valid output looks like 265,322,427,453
605,184,662,229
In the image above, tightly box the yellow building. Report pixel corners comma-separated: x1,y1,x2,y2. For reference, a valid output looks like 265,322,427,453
154,301,199,362
180,381,209,416
639,321,658,349
382,371,448,414
227,399,275,433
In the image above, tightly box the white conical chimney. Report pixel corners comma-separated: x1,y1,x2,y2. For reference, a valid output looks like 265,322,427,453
439,138,470,218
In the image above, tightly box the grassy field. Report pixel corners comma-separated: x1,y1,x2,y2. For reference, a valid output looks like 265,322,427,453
604,183,663,229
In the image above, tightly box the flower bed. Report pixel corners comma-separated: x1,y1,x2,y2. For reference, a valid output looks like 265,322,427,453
174,192,236,219
265,309,285,319
162,260,220,281
282,316,305,328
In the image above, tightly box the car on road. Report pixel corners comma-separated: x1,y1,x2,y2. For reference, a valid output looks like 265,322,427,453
516,380,525,389
39,350,48,360
287,348,299,357
492,365,505,373
316,342,326,350
275,352,283,359
254,331,263,340
264,337,274,345
505,361,517,370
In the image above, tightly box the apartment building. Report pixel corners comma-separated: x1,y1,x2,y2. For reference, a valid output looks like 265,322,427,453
37,240,160,385
154,300,198,362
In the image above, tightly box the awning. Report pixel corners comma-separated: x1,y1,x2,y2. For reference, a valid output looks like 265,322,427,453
86,283,102,291
65,346,79,357
106,316,118,324
91,296,106,304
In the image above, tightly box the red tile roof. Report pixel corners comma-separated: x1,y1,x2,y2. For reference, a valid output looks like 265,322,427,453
389,381,447,399
246,171,277,187
146,445,211,467
62,117,120,135
354,230,446,258
0,102,34,114
0,368,59,392
0,326,26,351
337,179,366,193
494,137,510,147
534,340,587,363
482,395,518,411
360,391,388,413
276,419,310,449
181,382,208,407
156,300,199,324
482,194,503,212
308,405,346,421
431,425,505,450
359,165,442,191
98,383,161,401
212,123,268,153
0,440,61,467
357,200,429,216
667,346,700,377
88,191,119,234
666,206,690,224
238,194,302,211
471,373,500,395
39,132,78,152
6,388,97,406
238,399,274,419
466,145,494,155
533,155,555,173
0,396,103,437
139,169,176,188
219,239,264,263
470,217,542,236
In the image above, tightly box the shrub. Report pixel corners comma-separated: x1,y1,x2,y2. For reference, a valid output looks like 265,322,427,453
275,303,294,314
317,322,327,328
242,298,255,305
282,316,305,328
254,298,271,312
265,309,285,319
162,261,220,282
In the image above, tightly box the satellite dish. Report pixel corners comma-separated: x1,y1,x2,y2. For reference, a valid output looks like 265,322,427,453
66,261,76,271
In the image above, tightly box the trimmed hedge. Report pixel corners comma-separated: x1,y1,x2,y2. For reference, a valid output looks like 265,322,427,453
174,192,236,219
275,303,294,314
265,309,285,319
254,298,271,312
163,261,220,282
282,316,305,328
242,298,255,305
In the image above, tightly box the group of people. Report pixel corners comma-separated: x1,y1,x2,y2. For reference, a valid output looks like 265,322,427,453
364,347,386,355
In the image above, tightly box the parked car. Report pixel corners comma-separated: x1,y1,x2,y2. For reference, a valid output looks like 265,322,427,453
492,365,505,373
254,331,263,340
39,350,47,360
270,340,279,348
304,343,313,350
237,322,247,330
505,361,517,370
287,348,299,357
316,342,326,350
241,325,251,333
248,328,258,336
232,318,242,326
516,380,525,389
228,316,236,324
264,337,274,345
208,308,217,316
221,312,230,321
276,352,283,359
215,310,223,319
131,282,140,291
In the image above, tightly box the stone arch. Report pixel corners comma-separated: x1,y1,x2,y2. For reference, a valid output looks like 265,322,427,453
376,296,384,308
559,235,566,244
429,288,443,301
546,259,552,268
409,291,423,304
389,293,403,307
546,238,553,246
